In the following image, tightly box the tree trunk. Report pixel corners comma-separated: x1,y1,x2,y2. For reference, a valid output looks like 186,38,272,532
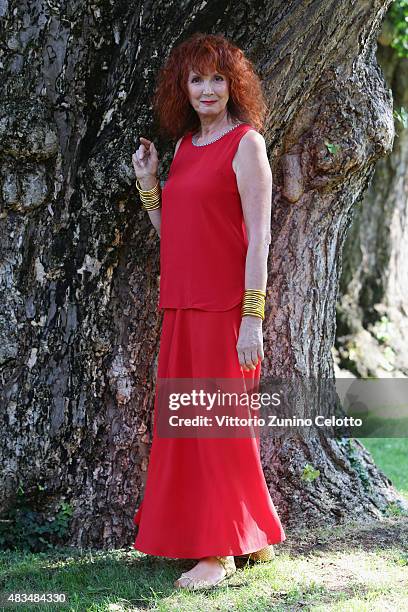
0,0,404,551
336,14,408,377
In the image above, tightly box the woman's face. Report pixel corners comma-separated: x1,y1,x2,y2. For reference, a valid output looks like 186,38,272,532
186,69,229,120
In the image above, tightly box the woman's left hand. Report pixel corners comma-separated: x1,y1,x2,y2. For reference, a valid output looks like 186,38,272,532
236,316,264,371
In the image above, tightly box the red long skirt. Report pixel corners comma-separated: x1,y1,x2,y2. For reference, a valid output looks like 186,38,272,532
133,304,286,558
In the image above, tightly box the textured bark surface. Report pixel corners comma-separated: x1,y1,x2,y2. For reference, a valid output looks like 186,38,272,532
0,0,404,550
336,17,408,377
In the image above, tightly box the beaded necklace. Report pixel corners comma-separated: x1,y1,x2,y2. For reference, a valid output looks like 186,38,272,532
191,122,243,147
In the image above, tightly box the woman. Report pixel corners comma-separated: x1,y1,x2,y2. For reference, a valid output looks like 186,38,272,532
131,32,286,590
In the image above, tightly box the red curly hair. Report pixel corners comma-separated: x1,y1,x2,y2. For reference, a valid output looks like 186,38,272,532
152,32,268,140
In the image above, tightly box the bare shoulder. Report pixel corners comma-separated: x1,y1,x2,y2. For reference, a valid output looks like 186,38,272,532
238,129,266,153
233,129,268,173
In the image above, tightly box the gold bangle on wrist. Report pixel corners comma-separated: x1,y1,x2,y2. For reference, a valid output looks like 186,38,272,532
241,288,266,320
136,178,162,211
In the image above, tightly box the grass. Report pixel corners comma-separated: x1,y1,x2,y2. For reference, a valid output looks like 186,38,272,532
357,438,408,501
0,438,407,611
1,522,407,611
353,415,408,438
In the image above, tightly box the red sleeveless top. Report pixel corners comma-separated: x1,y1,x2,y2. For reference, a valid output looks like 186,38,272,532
158,122,255,311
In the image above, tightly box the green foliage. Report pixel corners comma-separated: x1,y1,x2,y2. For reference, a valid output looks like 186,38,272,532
343,439,373,491
388,0,408,58
324,140,340,155
393,106,408,128
301,463,320,482
0,483,74,553
385,500,408,516
371,314,391,344
395,552,408,565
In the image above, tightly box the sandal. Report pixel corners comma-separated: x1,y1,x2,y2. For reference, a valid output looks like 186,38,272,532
238,544,275,562
174,555,236,590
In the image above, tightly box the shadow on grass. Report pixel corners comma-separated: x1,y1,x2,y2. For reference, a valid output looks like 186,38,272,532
1,517,407,610
283,515,408,557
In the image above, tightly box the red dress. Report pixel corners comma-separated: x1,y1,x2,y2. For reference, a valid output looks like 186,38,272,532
133,123,286,558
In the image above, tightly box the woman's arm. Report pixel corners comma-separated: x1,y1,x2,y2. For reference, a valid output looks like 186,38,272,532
234,130,272,300
137,137,183,238
233,130,272,370
137,174,162,237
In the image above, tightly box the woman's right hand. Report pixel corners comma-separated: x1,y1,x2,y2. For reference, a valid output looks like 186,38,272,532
132,136,159,181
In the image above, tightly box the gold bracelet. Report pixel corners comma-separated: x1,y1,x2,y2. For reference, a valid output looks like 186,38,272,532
136,179,161,209
136,178,162,211
241,289,266,320
135,178,160,194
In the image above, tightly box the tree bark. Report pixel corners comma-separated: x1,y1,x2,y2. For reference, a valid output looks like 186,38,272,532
0,0,404,550
336,15,408,377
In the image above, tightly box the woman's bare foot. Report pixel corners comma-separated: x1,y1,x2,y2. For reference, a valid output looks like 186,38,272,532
174,555,235,589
